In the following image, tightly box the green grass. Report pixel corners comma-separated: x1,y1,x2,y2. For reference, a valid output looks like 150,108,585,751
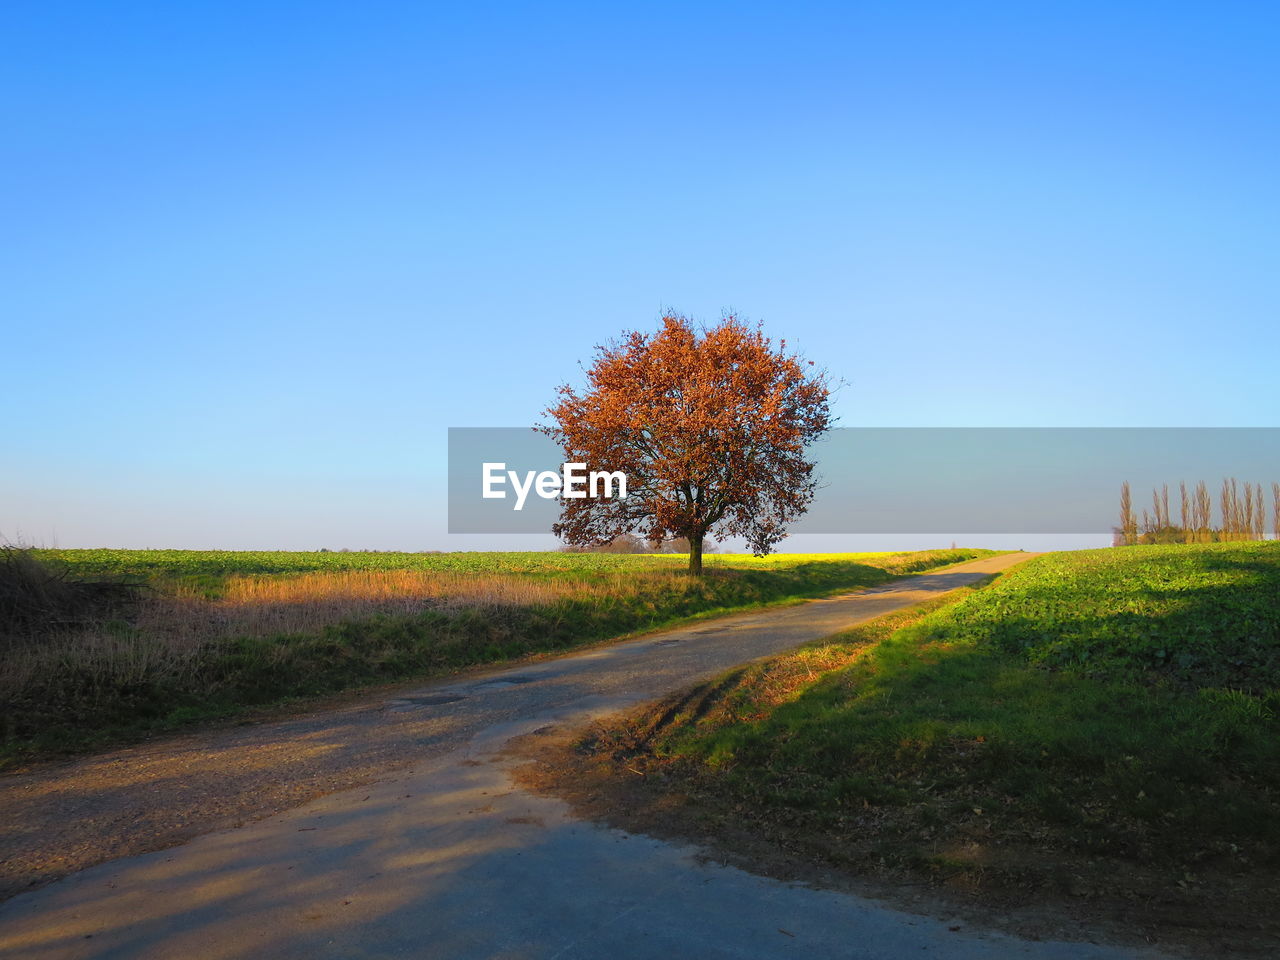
605,542,1280,898
913,542,1280,689
1,548,994,768
32,548,985,597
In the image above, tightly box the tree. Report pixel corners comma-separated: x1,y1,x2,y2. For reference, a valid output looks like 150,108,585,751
1118,481,1137,545
1154,483,1170,531
541,313,832,575
595,533,650,554
1179,481,1190,542
647,535,716,554
1258,484,1267,538
1194,481,1212,542
1274,482,1280,542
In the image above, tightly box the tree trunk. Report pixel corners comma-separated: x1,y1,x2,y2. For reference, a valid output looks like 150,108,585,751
687,532,704,576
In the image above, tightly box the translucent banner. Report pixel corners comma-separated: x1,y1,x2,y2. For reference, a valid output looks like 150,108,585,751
448,427,1280,535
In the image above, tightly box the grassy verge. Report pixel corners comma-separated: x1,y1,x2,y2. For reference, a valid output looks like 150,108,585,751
0,548,994,769
549,543,1280,953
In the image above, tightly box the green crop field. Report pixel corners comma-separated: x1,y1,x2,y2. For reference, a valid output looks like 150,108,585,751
1,547,994,768
568,542,1280,946
912,542,1280,688
32,548,980,593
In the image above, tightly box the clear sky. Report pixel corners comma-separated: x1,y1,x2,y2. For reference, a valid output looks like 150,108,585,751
4,1,1277,551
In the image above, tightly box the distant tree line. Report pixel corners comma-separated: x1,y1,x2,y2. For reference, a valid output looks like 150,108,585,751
1115,479,1280,545
558,533,718,555
315,549,445,554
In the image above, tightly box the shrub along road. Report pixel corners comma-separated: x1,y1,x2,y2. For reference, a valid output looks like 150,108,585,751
0,552,1161,960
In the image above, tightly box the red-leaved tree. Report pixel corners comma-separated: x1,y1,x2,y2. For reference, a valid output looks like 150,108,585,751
540,313,832,575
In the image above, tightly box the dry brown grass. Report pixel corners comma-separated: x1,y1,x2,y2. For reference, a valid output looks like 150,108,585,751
597,628,883,753
162,569,593,641
0,569,686,709
2,630,209,699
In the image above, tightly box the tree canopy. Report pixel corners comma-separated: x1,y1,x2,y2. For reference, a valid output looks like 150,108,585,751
541,313,832,574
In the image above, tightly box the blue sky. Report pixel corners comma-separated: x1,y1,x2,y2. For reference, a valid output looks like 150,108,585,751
4,1,1277,550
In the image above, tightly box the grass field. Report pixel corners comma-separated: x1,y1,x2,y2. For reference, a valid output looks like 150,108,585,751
0,547,993,768
560,542,1280,950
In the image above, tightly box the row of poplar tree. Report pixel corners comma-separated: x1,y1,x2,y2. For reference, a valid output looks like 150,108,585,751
1116,479,1280,545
